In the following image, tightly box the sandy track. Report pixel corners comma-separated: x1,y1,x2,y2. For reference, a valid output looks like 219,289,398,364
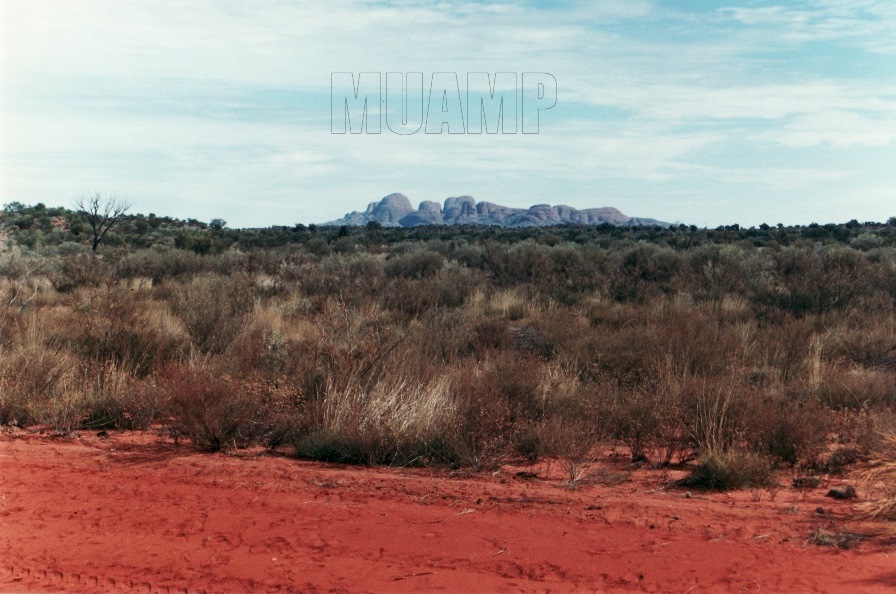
1,431,893,593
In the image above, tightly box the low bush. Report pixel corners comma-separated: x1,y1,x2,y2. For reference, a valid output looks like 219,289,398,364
744,395,831,467
169,273,255,354
384,250,444,279
532,394,605,482
163,364,261,451
679,450,776,491
48,253,110,292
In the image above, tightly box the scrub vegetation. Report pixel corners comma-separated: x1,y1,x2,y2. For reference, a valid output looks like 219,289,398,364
2,201,896,500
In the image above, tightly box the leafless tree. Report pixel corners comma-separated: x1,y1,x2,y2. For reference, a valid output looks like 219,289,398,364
76,193,131,253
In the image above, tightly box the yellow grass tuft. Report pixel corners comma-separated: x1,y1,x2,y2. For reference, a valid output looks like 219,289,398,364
856,432,896,521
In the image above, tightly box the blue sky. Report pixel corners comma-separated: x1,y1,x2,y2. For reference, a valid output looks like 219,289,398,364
1,0,894,228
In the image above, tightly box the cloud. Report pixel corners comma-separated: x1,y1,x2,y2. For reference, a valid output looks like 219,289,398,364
720,1,896,53
760,109,896,148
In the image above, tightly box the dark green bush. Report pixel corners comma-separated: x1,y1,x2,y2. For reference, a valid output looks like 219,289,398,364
679,450,776,490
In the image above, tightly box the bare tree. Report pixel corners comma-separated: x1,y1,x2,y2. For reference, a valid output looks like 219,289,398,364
76,193,131,253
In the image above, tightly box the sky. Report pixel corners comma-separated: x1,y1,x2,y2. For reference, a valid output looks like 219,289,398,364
1,0,894,228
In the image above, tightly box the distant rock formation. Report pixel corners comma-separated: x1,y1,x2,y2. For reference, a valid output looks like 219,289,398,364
324,193,670,228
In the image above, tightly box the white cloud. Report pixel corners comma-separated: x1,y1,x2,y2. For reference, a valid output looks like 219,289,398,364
760,109,896,148
720,1,896,52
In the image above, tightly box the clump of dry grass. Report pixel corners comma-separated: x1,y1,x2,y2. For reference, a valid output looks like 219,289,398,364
807,526,866,549
856,431,896,521
293,372,457,466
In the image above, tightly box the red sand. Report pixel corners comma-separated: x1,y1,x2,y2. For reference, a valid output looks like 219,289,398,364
1,430,894,593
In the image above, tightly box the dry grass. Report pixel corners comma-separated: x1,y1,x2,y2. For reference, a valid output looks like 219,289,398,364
807,526,867,549
857,432,896,521
294,372,457,465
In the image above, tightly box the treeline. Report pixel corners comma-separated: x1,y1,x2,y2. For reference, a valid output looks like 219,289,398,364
4,199,896,255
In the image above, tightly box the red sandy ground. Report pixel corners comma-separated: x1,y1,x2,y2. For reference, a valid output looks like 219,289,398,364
1,429,894,593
